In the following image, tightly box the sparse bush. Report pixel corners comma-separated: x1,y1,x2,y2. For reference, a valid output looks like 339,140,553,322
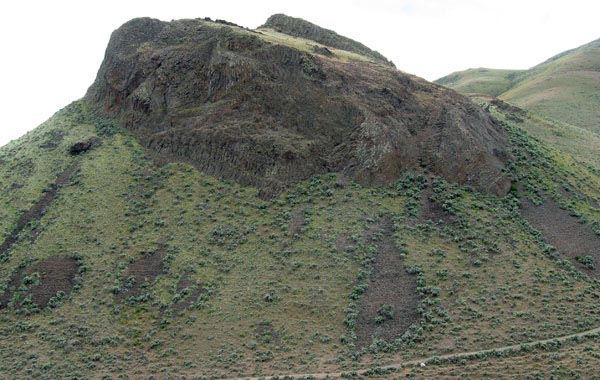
377,304,395,320
575,255,596,270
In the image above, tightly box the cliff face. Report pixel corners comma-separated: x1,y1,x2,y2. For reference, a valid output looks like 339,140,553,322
85,16,511,197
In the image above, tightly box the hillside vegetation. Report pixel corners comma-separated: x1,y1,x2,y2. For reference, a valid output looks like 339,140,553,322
1,97,600,379
1,15,600,380
473,95,600,169
434,68,524,97
260,14,394,67
436,38,600,134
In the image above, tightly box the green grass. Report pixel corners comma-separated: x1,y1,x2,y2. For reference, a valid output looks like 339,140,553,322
436,38,600,134
0,105,97,239
361,333,600,379
255,27,380,65
182,18,383,66
472,95,600,169
2,101,600,378
435,68,525,97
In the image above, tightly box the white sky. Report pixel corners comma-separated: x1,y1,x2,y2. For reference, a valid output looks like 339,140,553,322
0,0,598,147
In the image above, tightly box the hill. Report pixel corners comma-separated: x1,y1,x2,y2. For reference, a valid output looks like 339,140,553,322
2,15,600,379
435,38,600,134
434,68,525,97
85,16,510,197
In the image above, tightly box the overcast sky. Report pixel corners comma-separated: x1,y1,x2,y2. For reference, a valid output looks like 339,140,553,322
0,0,598,147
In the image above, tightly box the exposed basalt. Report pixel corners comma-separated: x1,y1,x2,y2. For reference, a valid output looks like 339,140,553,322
261,14,394,66
69,137,98,155
85,16,511,197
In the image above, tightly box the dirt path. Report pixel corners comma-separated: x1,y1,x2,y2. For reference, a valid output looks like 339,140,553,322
230,326,600,380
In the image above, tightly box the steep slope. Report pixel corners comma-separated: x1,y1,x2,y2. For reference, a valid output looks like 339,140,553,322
2,15,600,380
2,100,600,379
435,38,600,134
85,17,511,197
476,95,600,169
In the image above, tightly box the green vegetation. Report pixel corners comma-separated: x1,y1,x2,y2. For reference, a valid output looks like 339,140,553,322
434,68,525,97
1,98,600,378
198,17,384,66
255,28,381,65
350,332,600,379
475,96,600,168
261,14,394,66
436,38,600,133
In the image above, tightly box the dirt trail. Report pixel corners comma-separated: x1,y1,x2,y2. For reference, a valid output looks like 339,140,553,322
230,326,600,380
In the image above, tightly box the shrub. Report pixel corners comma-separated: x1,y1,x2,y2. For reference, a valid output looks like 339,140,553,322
575,255,596,270
377,304,395,320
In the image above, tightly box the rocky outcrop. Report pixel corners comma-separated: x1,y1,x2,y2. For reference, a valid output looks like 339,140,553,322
261,14,394,67
69,137,98,155
85,16,511,197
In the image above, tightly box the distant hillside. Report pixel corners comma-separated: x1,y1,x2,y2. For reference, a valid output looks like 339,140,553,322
434,68,525,97
474,95,600,169
435,38,600,134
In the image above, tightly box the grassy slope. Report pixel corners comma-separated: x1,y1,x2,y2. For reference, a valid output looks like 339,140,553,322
434,68,525,97
473,95,600,169
359,333,600,379
435,38,600,134
255,27,379,64
501,39,600,134
0,100,600,379
0,111,97,236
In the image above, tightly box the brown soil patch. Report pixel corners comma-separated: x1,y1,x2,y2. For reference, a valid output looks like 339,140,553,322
0,255,79,310
0,160,81,260
521,197,600,278
287,207,306,236
420,200,453,224
255,321,282,346
355,221,419,348
133,166,150,201
418,190,458,225
39,130,64,149
336,233,354,253
172,273,207,314
8,182,23,191
118,248,165,301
